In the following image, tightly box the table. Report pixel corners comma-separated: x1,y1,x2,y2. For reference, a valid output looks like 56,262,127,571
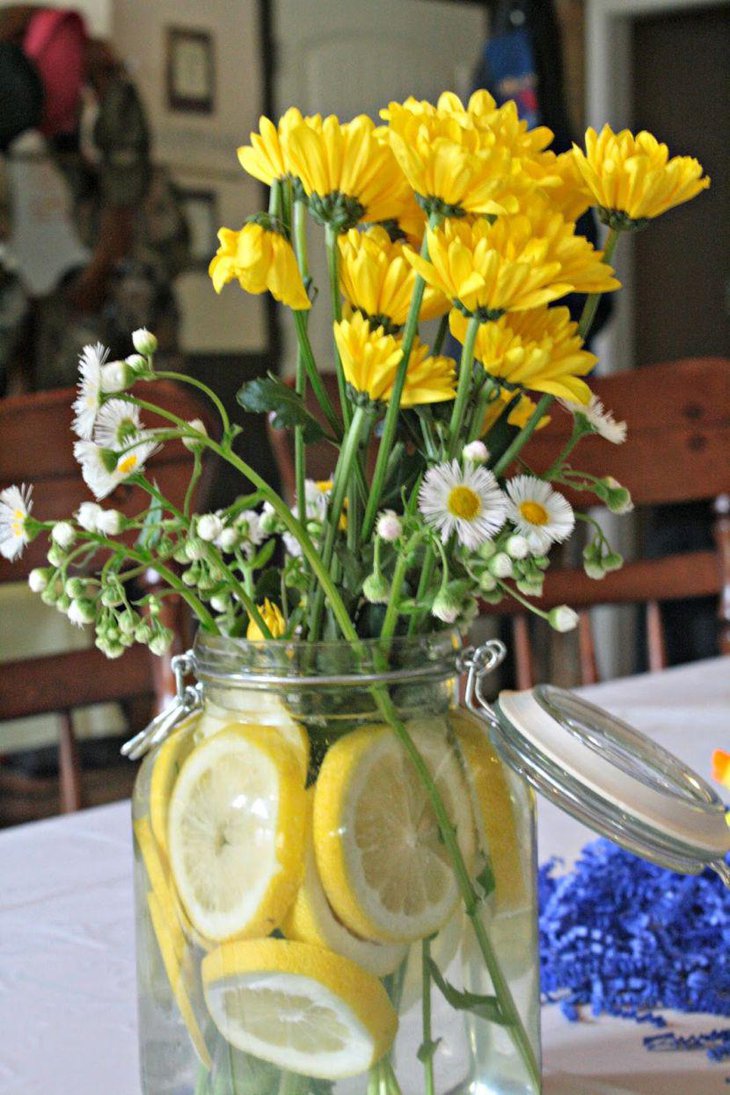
1,657,728,1095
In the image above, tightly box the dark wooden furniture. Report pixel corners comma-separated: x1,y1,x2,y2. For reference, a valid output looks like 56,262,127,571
480,357,730,687
0,381,216,820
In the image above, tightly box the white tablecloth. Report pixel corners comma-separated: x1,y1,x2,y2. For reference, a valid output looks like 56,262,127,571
1,657,728,1095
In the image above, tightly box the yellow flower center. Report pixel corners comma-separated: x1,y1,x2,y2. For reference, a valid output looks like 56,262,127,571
447,485,481,521
519,500,549,526
11,509,25,536
117,454,139,475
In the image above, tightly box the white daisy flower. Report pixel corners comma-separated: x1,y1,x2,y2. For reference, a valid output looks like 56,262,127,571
418,460,507,551
505,475,575,554
74,441,120,499
93,400,143,449
0,484,33,560
561,394,627,445
302,478,332,521
72,342,109,440
74,436,158,500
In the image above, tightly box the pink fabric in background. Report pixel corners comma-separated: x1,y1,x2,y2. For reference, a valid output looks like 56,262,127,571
23,8,87,137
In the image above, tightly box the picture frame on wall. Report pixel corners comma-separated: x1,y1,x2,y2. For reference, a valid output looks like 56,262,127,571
166,27,215,114
178,188,219,269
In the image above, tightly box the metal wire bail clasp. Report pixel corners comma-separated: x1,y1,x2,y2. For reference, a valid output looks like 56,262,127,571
458,639,507,724
121,650,203,761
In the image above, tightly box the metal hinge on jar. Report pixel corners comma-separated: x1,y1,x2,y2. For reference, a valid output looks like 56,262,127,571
121,650,202,761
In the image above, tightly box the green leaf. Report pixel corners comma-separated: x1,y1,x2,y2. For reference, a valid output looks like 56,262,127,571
249,538,276,571
475,860,496,902
428,958,506,1024
136,491,163,551
417,1037,442,1064
237,374,325,444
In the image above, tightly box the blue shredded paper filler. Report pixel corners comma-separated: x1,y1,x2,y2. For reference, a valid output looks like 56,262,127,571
539,839,730,1061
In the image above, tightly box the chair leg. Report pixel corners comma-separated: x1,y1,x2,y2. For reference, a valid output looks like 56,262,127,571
512,615,535,690
646,600,668,672
578,610,599,685
58,712,82,813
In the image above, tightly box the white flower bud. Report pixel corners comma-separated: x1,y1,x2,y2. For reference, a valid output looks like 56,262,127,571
548,605,579,633
76,501,102,531
185,538,206,560
462,440,489,465
96,509,124,536
197,513,224,542
431,587,461,624
149,629,173,656
182,418,209,452
28,567,50,593
506,534,530,559
478,570,498,593
489,551,514,579
100,360,134,393
132,328,158,355
217,527,240,552
68,598,96,627
51,521,76,549
210,594,230,613
125,353,147,373
376,509,403,542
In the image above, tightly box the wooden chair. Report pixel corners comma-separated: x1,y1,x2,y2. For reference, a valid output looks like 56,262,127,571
480,357,730,687
0,381,216,820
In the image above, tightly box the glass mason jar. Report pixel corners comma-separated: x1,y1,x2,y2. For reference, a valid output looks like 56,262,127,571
132,632,540,1095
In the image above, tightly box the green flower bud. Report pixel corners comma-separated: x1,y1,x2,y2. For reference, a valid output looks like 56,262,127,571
64,577,87,599
362,571,390,604
432,586,461,624
477,540,497,561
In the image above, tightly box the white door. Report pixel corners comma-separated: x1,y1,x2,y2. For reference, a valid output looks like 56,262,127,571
272,0,487,376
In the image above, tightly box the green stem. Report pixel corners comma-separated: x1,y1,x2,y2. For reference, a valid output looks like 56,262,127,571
421,938,437,1095
543,423,591,480
292,309,342,439
407,546,437,636
577,226,619,340
447,313,481,457
151,369,231,437
361,276,426,540
309,404,370,638
292,197,309,526
324,223,351,432
432,311,450,356
201,544,272,639
491,393,553,478
370,685,542,1092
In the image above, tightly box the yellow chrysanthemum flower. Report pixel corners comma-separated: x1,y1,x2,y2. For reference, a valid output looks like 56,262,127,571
333,311,455,407
451,305,596,404
237,107,317,185
548,150,593,222
406,218,566,317
246,598,287,641
408,210,619,318
338,226,448,328
572,125,710,228
209,222,310,311
481,388,551,433
284,114,407,230
384,98,518,217
511,196,621,295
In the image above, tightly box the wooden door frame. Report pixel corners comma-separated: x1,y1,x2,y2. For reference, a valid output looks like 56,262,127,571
585,0,725,378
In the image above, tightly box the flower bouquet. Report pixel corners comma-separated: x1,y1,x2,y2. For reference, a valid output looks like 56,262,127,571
1,93,708,1095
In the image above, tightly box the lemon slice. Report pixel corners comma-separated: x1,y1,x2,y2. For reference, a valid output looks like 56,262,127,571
283,792,408,977
149,718,199,856
202,938,398,1079
196,692,310,783
147,891,212,1069
452,712,529,913
168,725,307,942
313,718,476,944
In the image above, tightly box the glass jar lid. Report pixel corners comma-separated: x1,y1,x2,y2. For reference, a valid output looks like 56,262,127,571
488,684,729,882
